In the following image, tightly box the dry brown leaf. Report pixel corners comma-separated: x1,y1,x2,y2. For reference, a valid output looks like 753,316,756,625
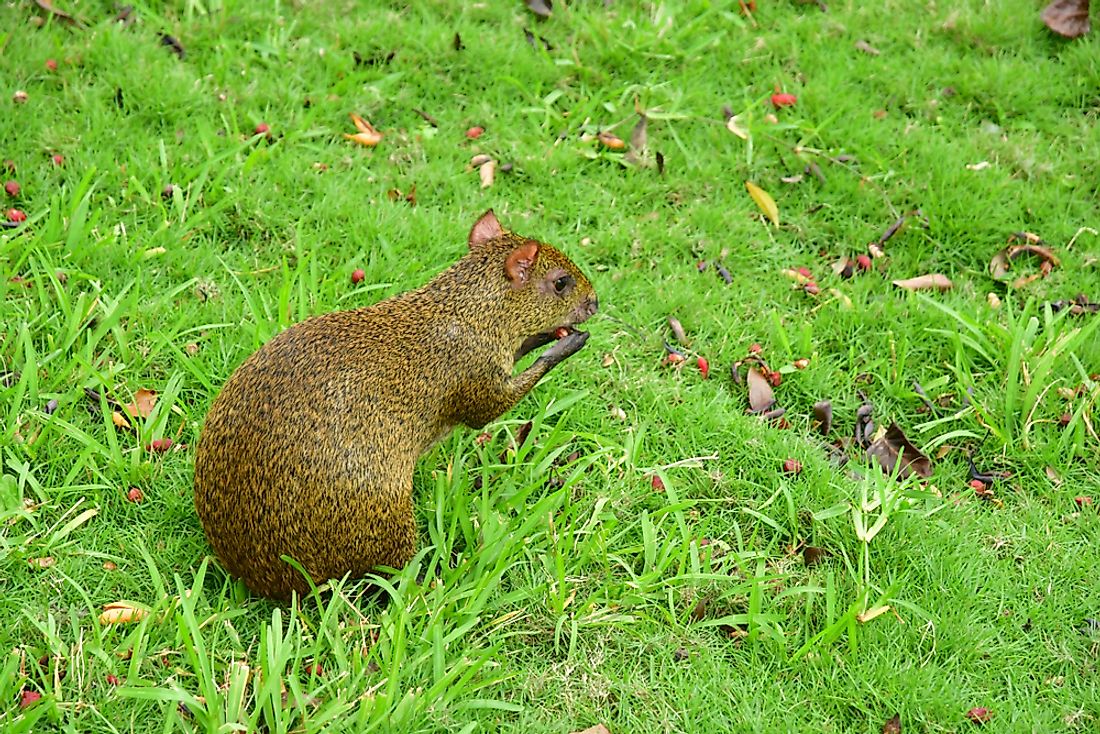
989,238,1060,285
345,113,383,147
571,726,611,734
892,274,953,292
866,422,933,479
124,388,157,419
478,159,496,188
597,131,626,150
98,602,149,625
803,546,828,566
1042,0,1091,38
745,181,779,226
882,714,902,734
813,401,833,436
746,367,776,413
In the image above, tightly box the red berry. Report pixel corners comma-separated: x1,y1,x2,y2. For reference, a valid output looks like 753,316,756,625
127,487,144,503
770,92,797,108
1075,496,1093,508
465,126,485,139
51,154,64,166
856,254,872,271
106,674,120,686
306,663,324,676
19,690,41,709
6,208,26,223
351,268,366,284
768,371,782,387
782,458,802,474
1058,412,1072,427
697,356,709,379
969,479,986,491
148,438,173,453
45,59,58,71
254,122,271,136
4,180,19,196
664,352,685,366
748,343,762,354
795,266,813,279
804,282,820,296
554,326,570,339
650,475,665,491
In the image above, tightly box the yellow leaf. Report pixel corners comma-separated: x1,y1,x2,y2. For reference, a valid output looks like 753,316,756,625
345,113,382,147
478,159,496,188
892,274,953,292
856,604,891,624
745,181,779,226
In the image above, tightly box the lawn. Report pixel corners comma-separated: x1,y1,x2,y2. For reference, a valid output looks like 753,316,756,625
2,0,1099,731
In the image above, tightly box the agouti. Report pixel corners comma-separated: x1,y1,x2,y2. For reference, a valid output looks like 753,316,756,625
193,210,598,599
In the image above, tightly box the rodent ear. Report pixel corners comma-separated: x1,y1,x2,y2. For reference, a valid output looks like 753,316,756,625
468,209,505,249
504,239,540,288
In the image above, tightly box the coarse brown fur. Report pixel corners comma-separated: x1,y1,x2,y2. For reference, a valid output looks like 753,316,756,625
193,210,598,599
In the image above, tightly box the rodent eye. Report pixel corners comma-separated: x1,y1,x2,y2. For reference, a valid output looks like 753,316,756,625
553,275,573,294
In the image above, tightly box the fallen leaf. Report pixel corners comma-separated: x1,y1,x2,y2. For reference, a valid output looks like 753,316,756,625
726,114,749,140
623,113,649,166
746,367,776,413
1045,466,1062,485
803,546,828,566
882,714,901,734
989,236,1060,285
345,113,383,147
478,160,496,188
856,604,891,623
111,411,132,430
892,274,953,292
813,401,833,436
98,601,149,625
866,423,933,479
571,725,611,734
1042,0,1091,38
965,707,992,725
745,181,779,226
125,388,157,419
597,131,626,150
526,0,552,19
855,39,882,55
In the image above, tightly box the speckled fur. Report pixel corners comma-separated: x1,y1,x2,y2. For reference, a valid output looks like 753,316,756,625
193,212,597,599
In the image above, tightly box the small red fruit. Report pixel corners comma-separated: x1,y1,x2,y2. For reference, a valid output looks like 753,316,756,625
306,663,324,676
1075,496,1093,508
148,438,173,453
6,208,26,223
748,342,762,354
51,154,64,166
1058,412,1072,427
969,479,986,491
19,689,41,709
106,674,120,686
254,122,271,137
664,352,685,366
46,59,58,71
768,371,782,387
782,458,802,474
4,180,19,196
651,475,665,491
795,266,813,279
127,487,144,503
351,268,366,284
770,92,797,108
804,282,820,296
697,356,709,379
554,326,570,339
856,254,872,271
465,126,484,139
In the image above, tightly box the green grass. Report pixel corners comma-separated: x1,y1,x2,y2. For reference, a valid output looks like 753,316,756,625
2,0,1099,731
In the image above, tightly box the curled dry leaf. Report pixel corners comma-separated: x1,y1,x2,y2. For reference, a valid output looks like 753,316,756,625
745,181,779,226
866,422,933,479
813,401,833,436
746,367,776,413
597,131,626,150
989,235,1060,287
892,274,952,292
98,601,149,625
882,714,901,734
478,159,496,188
1042,0,1091,38
345,113,383,147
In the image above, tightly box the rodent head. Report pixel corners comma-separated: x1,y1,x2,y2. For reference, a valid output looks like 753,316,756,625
467,209,598,359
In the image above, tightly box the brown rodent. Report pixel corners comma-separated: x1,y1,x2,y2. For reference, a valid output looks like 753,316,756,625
193,210,598,599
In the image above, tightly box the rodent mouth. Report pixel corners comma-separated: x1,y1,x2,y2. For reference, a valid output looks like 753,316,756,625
516,324,587,360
